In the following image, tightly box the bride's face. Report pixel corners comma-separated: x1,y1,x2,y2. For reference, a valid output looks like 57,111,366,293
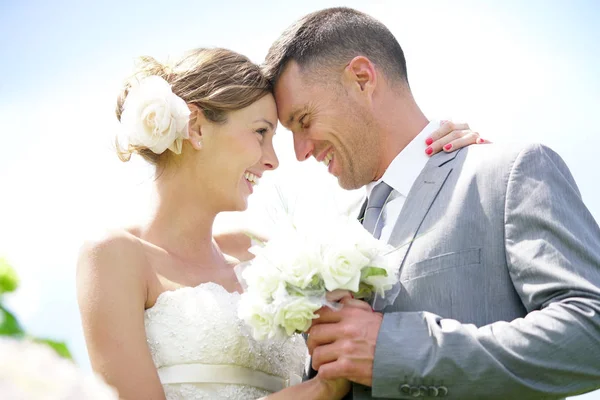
200,94,279,212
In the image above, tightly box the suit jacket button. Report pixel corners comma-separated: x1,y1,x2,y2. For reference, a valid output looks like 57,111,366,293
438,386,448,397
428,386,439,397
410,386,421,397
400,384,411,394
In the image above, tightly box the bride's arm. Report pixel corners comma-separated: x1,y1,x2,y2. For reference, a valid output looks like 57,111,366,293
259,376,350,400
214,230,268,262
76,231,166,400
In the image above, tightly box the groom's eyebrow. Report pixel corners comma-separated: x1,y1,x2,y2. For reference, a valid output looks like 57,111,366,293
285,107,303,128
286,112,297,127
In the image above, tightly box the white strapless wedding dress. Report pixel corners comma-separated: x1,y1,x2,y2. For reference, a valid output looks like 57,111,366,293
144,282,308,399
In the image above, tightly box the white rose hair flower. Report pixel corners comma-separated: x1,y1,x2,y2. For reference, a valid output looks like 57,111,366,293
119,76,191,155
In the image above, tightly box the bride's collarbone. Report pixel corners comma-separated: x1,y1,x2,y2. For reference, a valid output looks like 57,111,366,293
147,262,241,306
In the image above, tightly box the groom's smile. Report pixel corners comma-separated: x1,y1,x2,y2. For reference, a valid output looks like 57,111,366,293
322,151,333,167
315,147,335,171
273,61,380,189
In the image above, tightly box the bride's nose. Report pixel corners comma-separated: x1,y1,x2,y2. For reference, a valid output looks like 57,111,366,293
261,142,279,171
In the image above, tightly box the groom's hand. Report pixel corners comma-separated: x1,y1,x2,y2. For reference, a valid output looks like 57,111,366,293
307,298,382,387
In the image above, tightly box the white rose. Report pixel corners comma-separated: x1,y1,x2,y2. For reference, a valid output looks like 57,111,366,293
320,243,369,292
315,216,380,259
241,259,283,300
282,259,321,290
238,293,278,340
273,295,321,336
250,230,323,291
327,216,399,295
339,216,390,259
279,236,323,290
120,76,190,155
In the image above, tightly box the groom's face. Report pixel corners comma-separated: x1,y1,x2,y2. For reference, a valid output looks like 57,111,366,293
274,61,379,190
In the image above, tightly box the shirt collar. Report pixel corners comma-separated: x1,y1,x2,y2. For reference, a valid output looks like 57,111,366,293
366,120,440,198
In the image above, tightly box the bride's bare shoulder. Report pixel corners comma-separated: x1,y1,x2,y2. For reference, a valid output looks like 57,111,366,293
76,227,150,297
78,227,145,263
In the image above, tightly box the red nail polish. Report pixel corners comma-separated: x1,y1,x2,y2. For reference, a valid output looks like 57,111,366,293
444,144,453,151
425,147,433,155
425,137,433,146
477,138,485,144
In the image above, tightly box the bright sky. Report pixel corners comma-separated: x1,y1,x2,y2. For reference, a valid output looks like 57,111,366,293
1,1,599,398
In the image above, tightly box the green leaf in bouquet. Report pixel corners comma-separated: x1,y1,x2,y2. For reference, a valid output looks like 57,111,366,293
353,282,374,299
360,266,388,280
0,257,19,295
307,274,324,291
33,338,73,360
285,283,304,297
285,282,323,298
0,305,25,337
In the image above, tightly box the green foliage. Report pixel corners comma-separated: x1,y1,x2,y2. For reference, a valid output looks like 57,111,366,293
360,266,388,279
0,257,73,360
353,282,374,299
34,338,73,359
0,257,19,294
0,305,25,336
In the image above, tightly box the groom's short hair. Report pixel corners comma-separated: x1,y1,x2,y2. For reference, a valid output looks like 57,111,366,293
263,7,408,87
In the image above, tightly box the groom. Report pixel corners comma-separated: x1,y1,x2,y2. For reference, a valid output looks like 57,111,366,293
263,7,600,400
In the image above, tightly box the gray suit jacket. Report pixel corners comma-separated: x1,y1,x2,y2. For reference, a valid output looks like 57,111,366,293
352,143,600,399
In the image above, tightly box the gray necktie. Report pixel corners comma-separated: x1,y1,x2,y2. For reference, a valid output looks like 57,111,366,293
362,181,394,239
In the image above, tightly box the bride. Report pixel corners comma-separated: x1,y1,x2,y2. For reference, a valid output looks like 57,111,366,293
76,47,480,400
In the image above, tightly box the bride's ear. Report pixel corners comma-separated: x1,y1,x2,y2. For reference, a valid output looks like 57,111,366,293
187,104,204,150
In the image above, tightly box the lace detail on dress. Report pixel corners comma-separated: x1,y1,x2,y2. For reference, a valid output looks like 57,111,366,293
144,282,307,400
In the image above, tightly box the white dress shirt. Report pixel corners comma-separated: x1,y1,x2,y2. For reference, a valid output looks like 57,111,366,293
365,121,440,243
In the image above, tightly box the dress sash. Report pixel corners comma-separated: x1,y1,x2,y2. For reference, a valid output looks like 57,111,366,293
157,363,302,393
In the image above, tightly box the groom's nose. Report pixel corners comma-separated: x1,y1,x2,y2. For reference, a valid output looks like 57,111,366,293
294,136,314,161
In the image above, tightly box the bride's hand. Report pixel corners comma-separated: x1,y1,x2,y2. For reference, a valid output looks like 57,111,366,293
325,289,354,303
315,375,351,400
324,290,374,311
425,120,490,156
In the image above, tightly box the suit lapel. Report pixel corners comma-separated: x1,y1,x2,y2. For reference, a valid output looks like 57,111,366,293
387,150,461,271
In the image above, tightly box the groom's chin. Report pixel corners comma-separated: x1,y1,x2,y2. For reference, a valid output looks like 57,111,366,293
337,175,365,191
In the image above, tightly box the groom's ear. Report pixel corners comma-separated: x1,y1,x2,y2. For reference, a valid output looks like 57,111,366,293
343,56,377,100
187,104,205,150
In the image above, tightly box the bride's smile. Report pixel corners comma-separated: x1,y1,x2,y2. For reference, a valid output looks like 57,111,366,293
186,93,279,211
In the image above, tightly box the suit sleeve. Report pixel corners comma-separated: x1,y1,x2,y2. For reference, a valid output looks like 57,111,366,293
370,144,600,399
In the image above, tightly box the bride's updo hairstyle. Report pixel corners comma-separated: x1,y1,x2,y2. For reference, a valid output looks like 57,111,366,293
115,48,272,165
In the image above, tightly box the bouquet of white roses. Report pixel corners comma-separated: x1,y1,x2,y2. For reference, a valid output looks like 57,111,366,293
237,215,400,340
